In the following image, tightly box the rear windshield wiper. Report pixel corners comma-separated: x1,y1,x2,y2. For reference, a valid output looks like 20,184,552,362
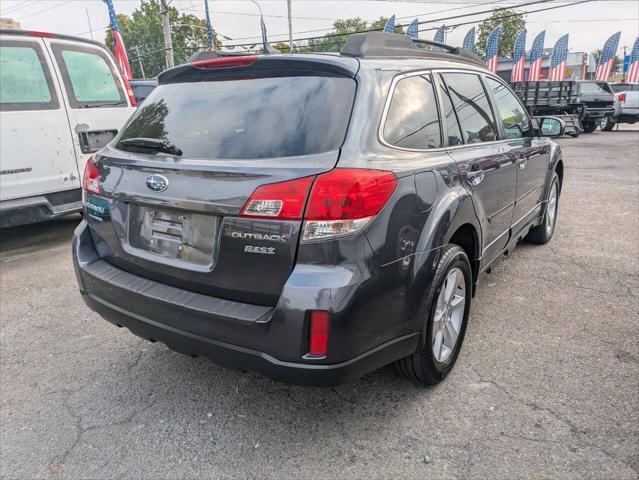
79,100,127,108
118,137,183,156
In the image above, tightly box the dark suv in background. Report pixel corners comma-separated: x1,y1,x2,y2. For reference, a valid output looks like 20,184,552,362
73,32,565,387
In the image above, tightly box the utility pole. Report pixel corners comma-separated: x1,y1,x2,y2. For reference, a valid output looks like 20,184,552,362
85,8,94,40
160,0,174,69
286,0,293,53
204,0,214,50
133,45,146,79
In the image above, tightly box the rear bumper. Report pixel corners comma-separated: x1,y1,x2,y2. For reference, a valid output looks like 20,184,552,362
0,188,81,228
73,220,419,386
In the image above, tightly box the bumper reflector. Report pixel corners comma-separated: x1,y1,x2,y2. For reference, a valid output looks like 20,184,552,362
309,310,330,357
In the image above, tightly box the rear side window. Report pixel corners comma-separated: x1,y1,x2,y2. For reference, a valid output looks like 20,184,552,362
0,41,58,111
485,77,531,139
436,75,464,146
51,44,125,108
383,74,441,149
441,73,497,144
116,76,356,159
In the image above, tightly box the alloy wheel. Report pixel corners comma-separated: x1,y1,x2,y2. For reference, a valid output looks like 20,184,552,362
432,268,466,364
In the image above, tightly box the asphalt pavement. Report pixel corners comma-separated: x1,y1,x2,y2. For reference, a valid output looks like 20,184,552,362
1,128,638,479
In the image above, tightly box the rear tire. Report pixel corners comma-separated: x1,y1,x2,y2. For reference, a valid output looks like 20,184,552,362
600,117,615,131
526,173,560,245
582,121,597,133
392,244,472,386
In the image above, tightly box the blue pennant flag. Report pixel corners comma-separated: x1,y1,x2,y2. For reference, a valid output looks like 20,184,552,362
596,31,621,80
433,25,446,52
406,18,419,39
485,26,501,73
383,15,396,33
549,34,569,81
528,30,546,80
463,27,475,53
511,29,527,82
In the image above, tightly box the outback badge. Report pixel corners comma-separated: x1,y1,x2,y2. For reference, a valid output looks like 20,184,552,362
146,174,169,192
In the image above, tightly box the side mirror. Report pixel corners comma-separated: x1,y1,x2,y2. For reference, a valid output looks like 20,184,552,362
536,117,565,137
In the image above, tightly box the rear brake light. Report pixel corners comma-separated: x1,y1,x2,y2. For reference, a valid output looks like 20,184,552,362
302,169,397,241
241,176,315,220
309,311,330,356
82,155,100,195
619,93,626,103
27,31,54,38
192,56,258,69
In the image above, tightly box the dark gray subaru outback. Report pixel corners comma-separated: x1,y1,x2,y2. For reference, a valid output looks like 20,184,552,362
73,32,564,386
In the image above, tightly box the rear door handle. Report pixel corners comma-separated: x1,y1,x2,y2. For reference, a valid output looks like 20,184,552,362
466,170,485,186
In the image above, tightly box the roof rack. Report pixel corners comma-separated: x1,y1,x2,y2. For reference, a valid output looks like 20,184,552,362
340,31,485,67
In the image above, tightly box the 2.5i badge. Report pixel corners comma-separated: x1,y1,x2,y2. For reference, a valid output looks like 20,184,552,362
244,245,275,255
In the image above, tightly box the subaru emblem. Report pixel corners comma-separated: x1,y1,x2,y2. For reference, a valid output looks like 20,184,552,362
145,174,169,192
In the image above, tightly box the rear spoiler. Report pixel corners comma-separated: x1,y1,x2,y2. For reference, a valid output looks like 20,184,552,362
158,54,359,85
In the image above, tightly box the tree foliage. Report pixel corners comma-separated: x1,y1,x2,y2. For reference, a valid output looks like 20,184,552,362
105,0,219,78
308,17,404,53
476,8,526,58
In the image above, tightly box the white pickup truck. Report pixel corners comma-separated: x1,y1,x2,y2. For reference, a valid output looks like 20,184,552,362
600,83,639,131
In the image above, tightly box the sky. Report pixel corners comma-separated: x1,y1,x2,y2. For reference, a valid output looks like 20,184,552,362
1,0,638,55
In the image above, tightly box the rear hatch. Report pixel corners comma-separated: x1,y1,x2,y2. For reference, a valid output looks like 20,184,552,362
86,55,358,306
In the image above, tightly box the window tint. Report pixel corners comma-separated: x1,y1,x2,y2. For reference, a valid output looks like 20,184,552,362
441,73,497,144
53,45,125,108
579,82,613,94
486,77,531,139
0,42,57,111
437,75,463,146
383,75,441,149
116,76,356,159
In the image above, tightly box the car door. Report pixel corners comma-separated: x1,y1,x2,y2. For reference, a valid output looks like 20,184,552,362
43,38,135,178
484,76,550,239
0,35,78,201
440,72,516,267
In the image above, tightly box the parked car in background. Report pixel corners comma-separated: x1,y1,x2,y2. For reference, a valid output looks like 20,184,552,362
600,83,639,131
130,78,157,105
576,80,615,133
73,32,565,387
0,29,136,228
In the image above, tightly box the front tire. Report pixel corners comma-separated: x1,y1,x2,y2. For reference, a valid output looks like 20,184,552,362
526,173,560,244
600,117,615,131
393,244,472,386
582,120,597,133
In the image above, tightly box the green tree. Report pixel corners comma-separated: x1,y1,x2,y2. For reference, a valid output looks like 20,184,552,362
308,16,404,53
105,0,219,78
476,8,525,58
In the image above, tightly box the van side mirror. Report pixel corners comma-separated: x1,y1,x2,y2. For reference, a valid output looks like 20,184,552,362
536,117,565,137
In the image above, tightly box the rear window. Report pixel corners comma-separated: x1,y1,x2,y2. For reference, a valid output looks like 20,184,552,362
580,82,613,95
0,41,58,111
116,76,356,159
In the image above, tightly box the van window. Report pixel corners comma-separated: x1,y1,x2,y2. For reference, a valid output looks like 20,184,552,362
436,75,464,146
441,73,497,144
485,77,531,139
383,74,441,149
52,44,125,108
116,76,356,159
0,41,58,111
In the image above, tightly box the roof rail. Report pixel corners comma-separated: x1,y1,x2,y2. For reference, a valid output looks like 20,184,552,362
340,31,485,67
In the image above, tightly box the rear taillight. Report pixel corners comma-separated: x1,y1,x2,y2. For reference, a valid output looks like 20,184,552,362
619,93,626,103
309,310,330,357
240,176,315,220
302,169,397,241
192,55,258,69
121,75,136,107
240,168,397,240
82,155,100,195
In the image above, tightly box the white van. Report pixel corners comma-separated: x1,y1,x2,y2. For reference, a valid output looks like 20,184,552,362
0,29,136,227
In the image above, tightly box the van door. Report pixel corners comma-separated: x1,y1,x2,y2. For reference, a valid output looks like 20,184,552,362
0,36,78,202
439,72,517,267
43,38,135,178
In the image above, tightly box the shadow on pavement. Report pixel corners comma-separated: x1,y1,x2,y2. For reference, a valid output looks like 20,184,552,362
0,214,81,255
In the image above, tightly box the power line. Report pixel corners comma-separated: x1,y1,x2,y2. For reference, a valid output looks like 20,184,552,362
14,0,74,20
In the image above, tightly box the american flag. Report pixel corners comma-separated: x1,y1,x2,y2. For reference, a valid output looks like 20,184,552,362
528,30,546,81
433,25,446,52
463,27,475,53
406,18,419,39
625,37,639,83
511,29,527,83
596,31,621,81
104,0,132,80
383,15,396,33
485,26,501,74
549,34,569,81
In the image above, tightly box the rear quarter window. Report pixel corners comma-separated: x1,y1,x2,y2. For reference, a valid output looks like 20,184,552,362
0,40,58,111
116,75,356,159
51,44,125,108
